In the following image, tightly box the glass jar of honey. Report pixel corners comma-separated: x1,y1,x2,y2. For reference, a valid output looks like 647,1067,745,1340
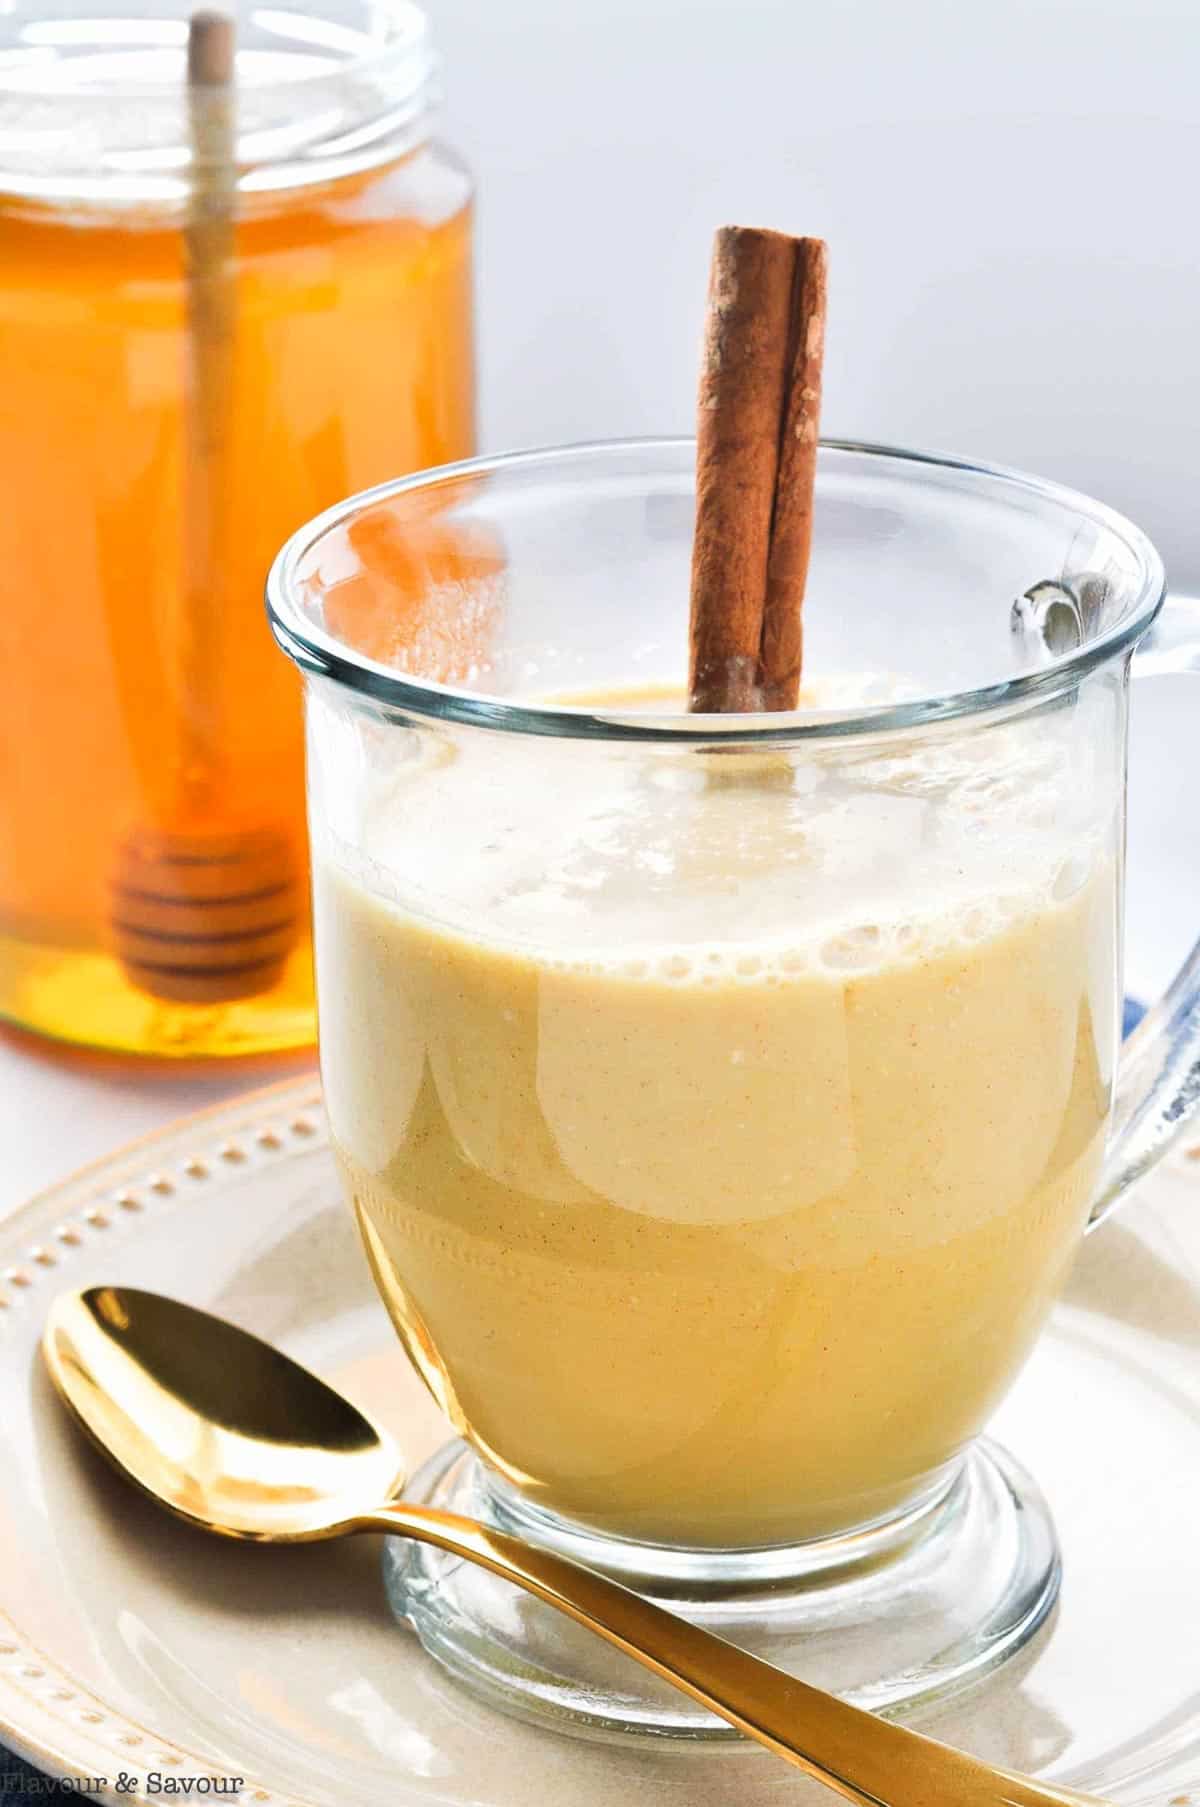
0,1,474,1057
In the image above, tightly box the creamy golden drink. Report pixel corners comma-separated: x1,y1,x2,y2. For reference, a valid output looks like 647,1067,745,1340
315,693,1116,1548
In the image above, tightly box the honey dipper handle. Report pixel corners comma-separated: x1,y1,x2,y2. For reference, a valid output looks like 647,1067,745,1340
179,9,238,811
358,1503,1109,1807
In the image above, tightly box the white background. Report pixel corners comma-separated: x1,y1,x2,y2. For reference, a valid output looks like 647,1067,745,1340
2,0,1197,1211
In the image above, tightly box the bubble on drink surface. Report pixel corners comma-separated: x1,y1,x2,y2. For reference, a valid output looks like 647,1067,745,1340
960,905,993,941
817,924,885,973
1052,853,1091,901
958,773,1022,811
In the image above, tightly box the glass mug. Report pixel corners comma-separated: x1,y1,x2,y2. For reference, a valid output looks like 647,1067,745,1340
267,440,1200,1736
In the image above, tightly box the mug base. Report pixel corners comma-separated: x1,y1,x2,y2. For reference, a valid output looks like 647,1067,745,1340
381,1436,1059,1742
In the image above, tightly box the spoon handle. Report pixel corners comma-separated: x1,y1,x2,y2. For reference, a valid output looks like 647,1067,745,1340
360,1503,1104,1806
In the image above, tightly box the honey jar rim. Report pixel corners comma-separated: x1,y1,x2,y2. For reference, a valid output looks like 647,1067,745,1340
0,0,440,207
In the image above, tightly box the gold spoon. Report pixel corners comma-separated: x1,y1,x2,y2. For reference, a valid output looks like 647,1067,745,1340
43,1286,1105,1807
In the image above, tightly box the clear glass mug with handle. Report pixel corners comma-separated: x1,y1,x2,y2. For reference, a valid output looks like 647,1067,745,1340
267,438,1199,1738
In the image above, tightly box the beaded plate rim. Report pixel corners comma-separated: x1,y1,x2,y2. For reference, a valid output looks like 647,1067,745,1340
0,1071,324,1806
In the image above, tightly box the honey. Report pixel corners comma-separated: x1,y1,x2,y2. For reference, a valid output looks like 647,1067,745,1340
0,3,474,1057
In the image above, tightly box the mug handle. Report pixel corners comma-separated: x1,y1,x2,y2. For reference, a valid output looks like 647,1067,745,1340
1091,591,1200,1228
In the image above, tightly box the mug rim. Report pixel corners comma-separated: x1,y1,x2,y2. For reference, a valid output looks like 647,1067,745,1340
265,436,1166,744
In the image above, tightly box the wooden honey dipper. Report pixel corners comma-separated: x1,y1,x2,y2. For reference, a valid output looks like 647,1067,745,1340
111,11,299,1007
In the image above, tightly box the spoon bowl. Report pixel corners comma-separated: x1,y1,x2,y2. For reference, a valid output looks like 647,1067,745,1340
44,1285,403,1540
41,1285,1106,1807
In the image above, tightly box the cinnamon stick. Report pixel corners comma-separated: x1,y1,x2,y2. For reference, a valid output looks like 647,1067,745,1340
687,227,827,713
759,237,826,710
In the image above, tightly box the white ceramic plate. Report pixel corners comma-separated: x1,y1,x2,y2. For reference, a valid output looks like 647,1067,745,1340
0,1076,1198,1807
